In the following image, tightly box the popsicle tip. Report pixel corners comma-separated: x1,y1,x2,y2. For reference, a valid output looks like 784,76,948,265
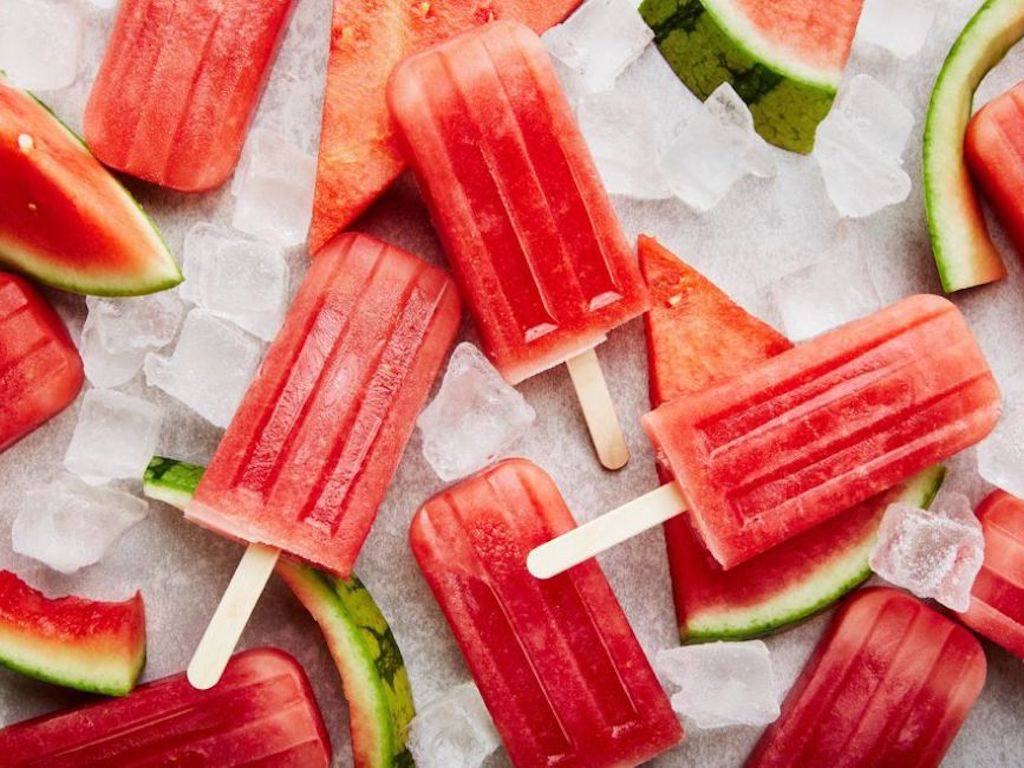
598,442,630,471
186,659,221,691
526,546,558,580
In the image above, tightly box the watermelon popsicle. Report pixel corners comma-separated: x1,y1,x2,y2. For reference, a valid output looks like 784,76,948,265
388,21,650,470
528,295,1001,578
185,233,460,688
410,459,683,768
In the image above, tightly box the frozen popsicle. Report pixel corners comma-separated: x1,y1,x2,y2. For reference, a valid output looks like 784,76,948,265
388,21,649,470
0,648,331,767
746,588,985,768
84,0,294,191
410,458,682,768
529,295,1000,578
959,489,1024,659
186,232,460,688
0,272,82,453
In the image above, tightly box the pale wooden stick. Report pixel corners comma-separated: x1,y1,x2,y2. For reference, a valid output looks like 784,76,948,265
187,543,281,690
565,348,630,471
527,483,686,579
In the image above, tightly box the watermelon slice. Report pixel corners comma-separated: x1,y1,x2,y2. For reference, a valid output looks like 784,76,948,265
0,79,180,296
638,0,864,153
308,0,583,254
0,570,145,696
640,235,945,641
143,457,415,768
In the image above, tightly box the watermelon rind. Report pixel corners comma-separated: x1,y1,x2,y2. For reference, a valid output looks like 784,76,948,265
924,0,1024,292
143,457,415,768
684,466,946,642
639,0,842,153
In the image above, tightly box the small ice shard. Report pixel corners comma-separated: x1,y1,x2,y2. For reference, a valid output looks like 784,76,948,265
144,309,263,428
79,315,147,389
64,389,163,485
0,0,83,91
231,130,316,246
542,0,653,93
977,387,1024,501
407,682,502,768
417,343,536,482
767,250,883,341
869,491,985,612
181,223,290,341
857,0,936,59
813,75,914,218
660,84,776,211
655,641,780,729
12,475,148,574
85,292,186,354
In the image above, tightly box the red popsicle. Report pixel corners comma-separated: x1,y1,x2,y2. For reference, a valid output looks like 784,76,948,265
0,648,331,767
410,458,682,768
746,588,986,768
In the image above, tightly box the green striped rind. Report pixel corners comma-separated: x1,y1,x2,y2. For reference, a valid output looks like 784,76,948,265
924,0,1024,292
142,458,415,768
639,0,837,153
684,466,946,642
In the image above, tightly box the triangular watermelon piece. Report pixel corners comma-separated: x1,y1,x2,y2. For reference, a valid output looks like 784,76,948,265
640,235,945,642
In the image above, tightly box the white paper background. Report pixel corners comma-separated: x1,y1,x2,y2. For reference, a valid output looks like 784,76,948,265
1,0,1022,765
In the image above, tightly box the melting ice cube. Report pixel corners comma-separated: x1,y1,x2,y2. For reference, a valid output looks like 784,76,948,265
12,475,148,574
977,386,1024,502
418,343,536,482
85,292,186,354
869,491,985,612
64,389,163,485
79,315,148,389
407,682,502,768
0,0,83,91
857,0,936,59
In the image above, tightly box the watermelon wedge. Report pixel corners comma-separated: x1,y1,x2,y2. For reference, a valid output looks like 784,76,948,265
143,457,415,768
308,0,583,254
0,570,145,696
0,79,180,296
640,235,945,641
639,0,864,153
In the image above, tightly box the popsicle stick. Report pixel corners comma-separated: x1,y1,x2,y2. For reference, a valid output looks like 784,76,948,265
188,543,281,690
527,482,687,579
565,348,630,471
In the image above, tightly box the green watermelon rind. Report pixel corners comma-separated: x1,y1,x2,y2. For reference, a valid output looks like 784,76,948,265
683,466,946,643
142,458,415,768
639,0,839,153
923,0,1024,293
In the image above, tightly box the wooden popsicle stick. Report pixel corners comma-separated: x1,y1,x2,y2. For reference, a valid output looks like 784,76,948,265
527,482,686,579
565,348,630,471
187,543,281,690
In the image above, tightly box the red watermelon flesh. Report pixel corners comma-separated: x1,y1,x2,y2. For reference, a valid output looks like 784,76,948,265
0,570,146,696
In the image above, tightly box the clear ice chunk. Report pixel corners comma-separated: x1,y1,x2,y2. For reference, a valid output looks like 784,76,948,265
79,315,147,389
660,84,776,211
857,0,936,59
813,75,914,218
12,475,148,574
144,309,263,428
977,386,1024,501
181,223,290,341
231,130,316,246
0,0,83,91
417,343,536,482
542,0,653,94
86,292,186,354
869,491,985,612
655,641,780,730
407,681,502,768
64,389,163,485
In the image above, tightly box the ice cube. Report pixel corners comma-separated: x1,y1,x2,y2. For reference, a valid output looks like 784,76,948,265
0,0,83,92
813,75,914,218
181,223,290,341
86,292,186,354
660,84,776,211
12,475,148,574
144,309,263,428
407,681,502,768
977,387,1024,500
767,250,883,341
869,491,985,612
79,314,147,389
64,389,163,485
417,343,536,482
542,0,653,93
857,0,936,59
231,130,316,246
655,641,780,729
